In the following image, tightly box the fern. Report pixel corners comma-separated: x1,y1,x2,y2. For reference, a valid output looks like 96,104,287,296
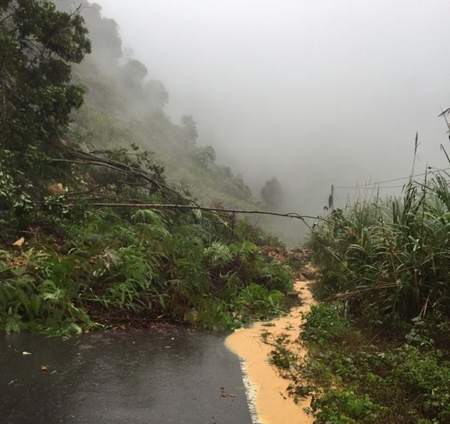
229,240,257,259
5,308,22,334
205,241,233,265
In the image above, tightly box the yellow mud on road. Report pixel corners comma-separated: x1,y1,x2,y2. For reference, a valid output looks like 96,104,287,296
225,280,315,424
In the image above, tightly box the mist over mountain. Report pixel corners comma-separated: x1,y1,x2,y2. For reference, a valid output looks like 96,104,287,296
58,0,450,243
56,0,272,226
93,0,450,216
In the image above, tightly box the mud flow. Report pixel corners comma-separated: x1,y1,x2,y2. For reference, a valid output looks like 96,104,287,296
226,280,315,424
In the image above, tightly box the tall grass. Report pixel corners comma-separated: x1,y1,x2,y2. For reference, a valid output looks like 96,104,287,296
307,168,450,324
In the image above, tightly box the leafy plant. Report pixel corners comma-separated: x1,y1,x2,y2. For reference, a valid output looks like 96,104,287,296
311,390,379,424
297,302,450,423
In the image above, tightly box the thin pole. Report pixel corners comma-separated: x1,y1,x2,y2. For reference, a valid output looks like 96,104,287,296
331,185,334,212
328,185,334,212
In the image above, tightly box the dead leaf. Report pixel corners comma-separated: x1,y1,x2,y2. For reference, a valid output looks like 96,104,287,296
220,393,236,398
13,237,25,247
48,183,65,195
40,365,48,372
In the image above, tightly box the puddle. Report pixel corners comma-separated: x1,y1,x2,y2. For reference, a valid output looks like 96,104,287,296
225,280,315,424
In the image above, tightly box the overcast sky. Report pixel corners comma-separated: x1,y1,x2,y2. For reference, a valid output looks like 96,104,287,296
95,0,450,215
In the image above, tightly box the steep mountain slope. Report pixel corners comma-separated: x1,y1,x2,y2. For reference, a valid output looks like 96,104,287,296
59,0,261,210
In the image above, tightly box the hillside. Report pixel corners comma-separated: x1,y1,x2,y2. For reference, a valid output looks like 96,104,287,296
0,0,295,335
59,0,261,210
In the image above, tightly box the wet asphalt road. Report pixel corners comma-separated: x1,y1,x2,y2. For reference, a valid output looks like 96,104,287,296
0,328,253,424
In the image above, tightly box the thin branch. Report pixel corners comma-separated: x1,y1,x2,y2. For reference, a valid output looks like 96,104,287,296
64,202,325,222
63,179,120,196
69,4,84,18
52,158,164,189
52,148,190,204
0,13,13,25
50,149,325,225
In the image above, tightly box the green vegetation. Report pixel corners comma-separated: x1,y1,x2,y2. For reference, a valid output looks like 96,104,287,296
0,0,90,226
0,203,292,334
261,177,284,211
10,2,450,421
298,164,450,423
297,303,450,423
308,170,450,326
267,332,298,371
0,1,294,335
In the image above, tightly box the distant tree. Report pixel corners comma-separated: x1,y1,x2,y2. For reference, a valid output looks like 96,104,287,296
81,3,122,63
181,115,198,144
123,59,148,81
146,80,169,108
58,1,122,64
222,166,233,178
121,59,149,100
261,177,283,210
195,146,216,168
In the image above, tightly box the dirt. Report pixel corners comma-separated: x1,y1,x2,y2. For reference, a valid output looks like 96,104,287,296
225,278,315,424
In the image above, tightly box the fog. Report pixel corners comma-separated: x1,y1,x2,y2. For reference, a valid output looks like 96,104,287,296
95,0,450,218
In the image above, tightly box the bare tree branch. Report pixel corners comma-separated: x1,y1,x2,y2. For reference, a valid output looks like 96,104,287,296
64,201,325,223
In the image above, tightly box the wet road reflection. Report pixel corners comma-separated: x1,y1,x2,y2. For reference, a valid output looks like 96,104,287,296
1,327,252,424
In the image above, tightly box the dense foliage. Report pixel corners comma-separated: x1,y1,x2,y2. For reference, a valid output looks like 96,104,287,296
307,171,450,326
0,1,294,335
0,202,292,334
301,165,450,422
0,0,90,178
297,303,450,423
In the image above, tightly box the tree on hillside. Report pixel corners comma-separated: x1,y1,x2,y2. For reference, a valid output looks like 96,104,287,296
0,0,91,154
0,0,91,222
123,59,148,81
80,2,122,63
146,80,169,109
58,1,122,65
121,58,149,101
181,115,198,144
261,177,283,211
195,145,216,169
